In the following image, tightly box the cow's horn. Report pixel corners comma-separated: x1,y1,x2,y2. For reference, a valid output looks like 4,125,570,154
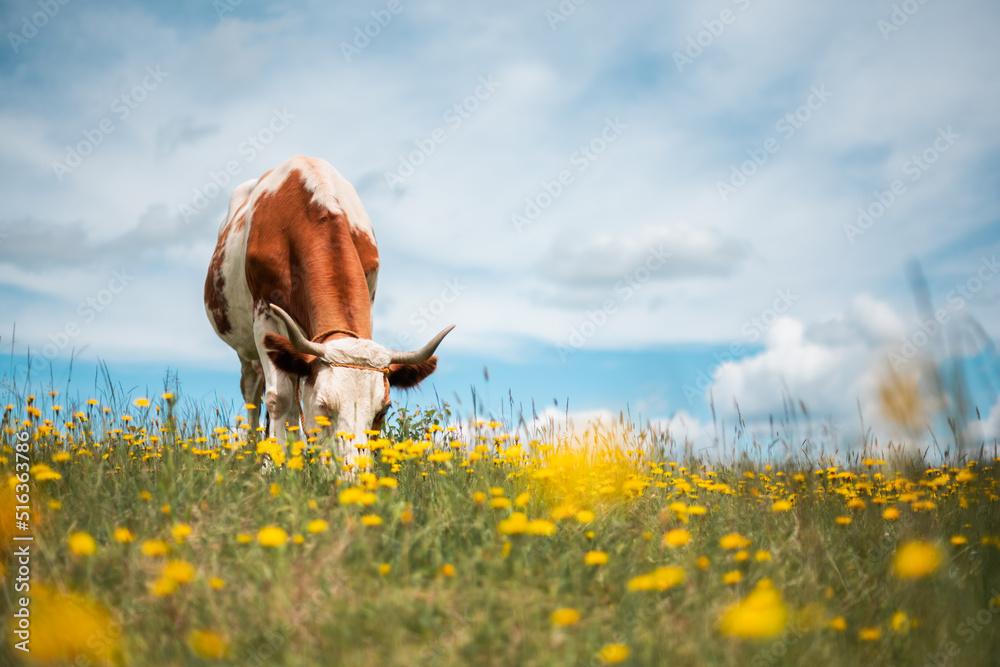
389,325,455,366
267,304,328,358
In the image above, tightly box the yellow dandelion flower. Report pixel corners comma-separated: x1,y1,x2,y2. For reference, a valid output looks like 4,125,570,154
722,570,742,584
360,514,383,526
627,566,685,592
133,398,150,408
584,551,608,566
150,577,177,597
113,527,134,543
858,627,882,641
257,526,288,547
209,577,225,589
755,550,772,562
883,507,900,520
441,563,455,577
68,532,96,556
293,534,305,544
696,556,710,570
490,497,512,509
237,533,252,544
663,528,691,547
162,560,196,584
473,491,486,504
172,523,193,541
829,616,846,630
379,563,391,576
551,608,581,626
307,519,329,534
270,483,281,497
141,539,169,557
950,535,967,546
835,516,852,525
719,579,787,638
734,550,749,562
597,644,629,664
575,510,595,524
514,492,530,507
771,500,792,512
189,630,229,659
891,611,910,634
526,519,558,536
893,541,942,579
15,584,123,664
720,533,748,550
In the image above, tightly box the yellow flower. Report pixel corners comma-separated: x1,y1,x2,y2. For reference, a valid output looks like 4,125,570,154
883,507,900,520
293,534,305,544
696,556,710,570
237,533,252,544
755,550,772,562
133,398,150,408
771,500,792,512
891,611,910,634
893,541,942,579
360,514,383,526
12,584,123,664
551,608,581,626
473,491,486,504
835,516,852,525
858,627,882,641
257,526,289,547
627,566,685,592
950,535,968,546
141,539,169,557
575,509,595,524
379,563,391,576
719,533,748,550
52,451,71,463
490,497,512,509
270,483,281,497
68,532,96,556
113,527,134,543
162,560,196,584
441,563,455,577
722,570,742,584
514,492,530,507
172,523,193,541
584,551,608,565
151,577,177,596
663,529,691,547
161,504,171,515
189,630,229,659
307,519,329,533
734,550,749,562
719,579,787,638
526,519,558,536
209,577,225,589
499,512,529,535
829,616,846,631
597,644,629,664
140,491,152,501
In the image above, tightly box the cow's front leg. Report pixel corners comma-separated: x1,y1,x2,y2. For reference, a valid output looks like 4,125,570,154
240,358,265,431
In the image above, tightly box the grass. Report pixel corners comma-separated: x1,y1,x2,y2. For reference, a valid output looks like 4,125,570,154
1,379,999,666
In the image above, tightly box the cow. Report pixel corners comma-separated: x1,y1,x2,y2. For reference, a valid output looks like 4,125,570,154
204,155,453,452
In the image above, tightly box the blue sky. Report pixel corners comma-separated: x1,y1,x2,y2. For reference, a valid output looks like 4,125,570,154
1,0,999,449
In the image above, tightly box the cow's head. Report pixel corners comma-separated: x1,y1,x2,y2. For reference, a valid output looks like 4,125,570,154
263,304,453,438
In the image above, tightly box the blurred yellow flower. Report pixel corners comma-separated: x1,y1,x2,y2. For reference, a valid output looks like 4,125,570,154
755,550,772,562
113,527,134,543
209,577,225,589
575,510,595,524
663,528,691,547
696,556,710,570
597,644,629,664
237,533,253,544
858,627,882,641
893,541,942,579
719,533,748,550
441,563,455,577
551,608,581,626
891,611,911,634
141,539,169,557
719,579,787,639
835,516,852,525
257,526,288,547
722,570,742,584
829,616,846,631
950,535,968,546
189,630,229,659
584,551,608,565
361,514,383,526
68,532,96,556
490,497,512,509
628,566,685,592
162,560,196,584
307,520,329,533
883,507,900,520
771,500,792,512
172,523,193,541
270,483,281,497
379,563,391,575
473,491,486,504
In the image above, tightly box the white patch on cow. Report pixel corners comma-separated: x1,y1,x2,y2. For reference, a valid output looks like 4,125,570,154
250,155,376,245
222,177,258,233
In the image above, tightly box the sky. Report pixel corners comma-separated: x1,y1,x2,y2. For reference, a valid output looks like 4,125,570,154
1,0,999,453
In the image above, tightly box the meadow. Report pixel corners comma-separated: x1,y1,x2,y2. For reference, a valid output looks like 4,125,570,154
1,378,999,666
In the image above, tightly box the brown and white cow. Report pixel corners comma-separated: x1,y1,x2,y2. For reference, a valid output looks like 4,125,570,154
204,155,453,448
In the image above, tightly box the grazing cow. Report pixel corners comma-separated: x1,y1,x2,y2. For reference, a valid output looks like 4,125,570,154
204,155,453,448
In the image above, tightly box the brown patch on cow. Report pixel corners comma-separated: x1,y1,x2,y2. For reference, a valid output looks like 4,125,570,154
245,168,378,340
263,333,316,378
204,215,235,335
388,356,438,389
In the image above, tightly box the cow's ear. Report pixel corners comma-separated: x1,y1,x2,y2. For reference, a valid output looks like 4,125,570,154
263,333,314,377
388,356,438,389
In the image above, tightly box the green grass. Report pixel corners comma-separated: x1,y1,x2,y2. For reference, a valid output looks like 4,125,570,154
1,385,999,666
